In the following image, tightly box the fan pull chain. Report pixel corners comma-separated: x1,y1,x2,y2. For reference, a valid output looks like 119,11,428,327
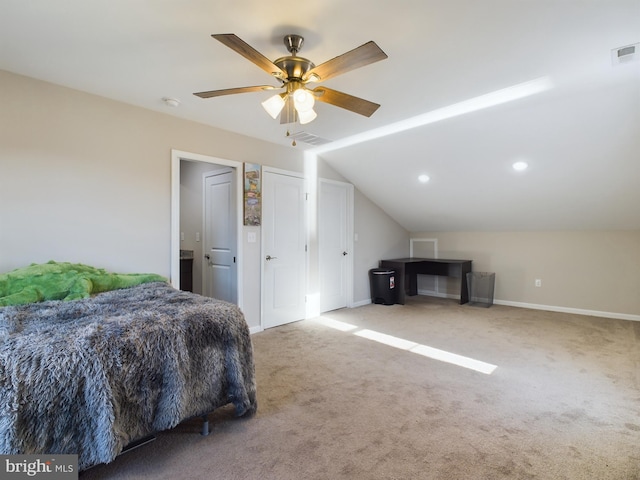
286,129,296,147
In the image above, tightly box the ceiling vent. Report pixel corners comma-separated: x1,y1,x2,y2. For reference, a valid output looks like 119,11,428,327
611,43,639,65
288,131,332,146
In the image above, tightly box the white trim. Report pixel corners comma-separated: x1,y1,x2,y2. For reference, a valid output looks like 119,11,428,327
409,237,438,258
262,165,304,178
493,299,640,322
170,156,181,290
414,289,640,322
352,298,372,308
249,326,263,335
170,149,244,311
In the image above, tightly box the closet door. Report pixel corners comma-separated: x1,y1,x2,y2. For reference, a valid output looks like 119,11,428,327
262,169,306,328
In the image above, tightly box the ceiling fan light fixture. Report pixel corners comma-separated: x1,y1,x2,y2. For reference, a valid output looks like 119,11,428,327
297,108,317,125
293,89,315,112
261,93,286,119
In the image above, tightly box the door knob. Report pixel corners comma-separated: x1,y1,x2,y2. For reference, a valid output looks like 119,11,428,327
266,255,277,261
204,254,210,260
342,251,348,256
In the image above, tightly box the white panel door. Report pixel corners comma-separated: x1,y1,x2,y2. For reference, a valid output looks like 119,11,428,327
262,170,306,329
319,180,352,312
203,169,237,303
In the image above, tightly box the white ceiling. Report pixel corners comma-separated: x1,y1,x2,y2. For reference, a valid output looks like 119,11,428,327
1,0,639,231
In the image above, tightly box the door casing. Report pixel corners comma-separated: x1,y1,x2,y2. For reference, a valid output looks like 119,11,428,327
170,149,244,309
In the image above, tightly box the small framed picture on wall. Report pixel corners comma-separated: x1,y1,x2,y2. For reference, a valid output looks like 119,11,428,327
243,163,261,226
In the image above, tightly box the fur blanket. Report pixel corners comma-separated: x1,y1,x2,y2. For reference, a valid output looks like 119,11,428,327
0,282,257,470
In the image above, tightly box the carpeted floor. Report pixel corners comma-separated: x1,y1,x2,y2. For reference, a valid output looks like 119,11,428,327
81,296,640,479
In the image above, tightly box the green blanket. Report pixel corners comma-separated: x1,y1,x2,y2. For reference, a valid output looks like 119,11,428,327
0,261,167,307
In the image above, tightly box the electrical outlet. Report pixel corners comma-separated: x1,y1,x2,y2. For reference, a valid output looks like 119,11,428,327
535,279,542,287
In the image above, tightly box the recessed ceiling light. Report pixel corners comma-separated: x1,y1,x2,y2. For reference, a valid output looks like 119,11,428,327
418,174,430,183
512,161,528,171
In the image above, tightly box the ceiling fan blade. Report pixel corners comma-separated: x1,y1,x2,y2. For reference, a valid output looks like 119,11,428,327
279,96,298,124
303,41,387,82
194,85,277,98
311,87,381,117
212,34,286,79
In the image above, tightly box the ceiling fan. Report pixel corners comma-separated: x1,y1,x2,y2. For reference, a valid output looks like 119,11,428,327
194,33,388,125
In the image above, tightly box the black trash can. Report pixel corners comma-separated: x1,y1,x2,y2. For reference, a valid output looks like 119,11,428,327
369,268,397,305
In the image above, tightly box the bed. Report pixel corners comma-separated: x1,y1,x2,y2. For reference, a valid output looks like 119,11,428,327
0,280,257,470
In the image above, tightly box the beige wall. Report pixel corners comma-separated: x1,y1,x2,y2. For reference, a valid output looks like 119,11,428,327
0,69,408,328
354,190,410,304
0,69,300,273
7,70,632,323
412,231,640,318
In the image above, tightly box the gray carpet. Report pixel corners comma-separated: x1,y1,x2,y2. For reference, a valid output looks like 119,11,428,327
81,296,640,479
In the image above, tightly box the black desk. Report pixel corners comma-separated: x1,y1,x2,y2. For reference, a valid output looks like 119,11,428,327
379,258,472,305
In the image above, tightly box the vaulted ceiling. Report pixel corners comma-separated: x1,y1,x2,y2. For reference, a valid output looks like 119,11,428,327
1,0,638,231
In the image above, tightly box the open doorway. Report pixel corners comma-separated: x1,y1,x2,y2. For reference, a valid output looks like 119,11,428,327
170,150,243,308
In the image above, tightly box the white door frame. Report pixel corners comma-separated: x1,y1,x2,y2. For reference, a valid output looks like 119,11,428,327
319,178,354,311
170,149,244,309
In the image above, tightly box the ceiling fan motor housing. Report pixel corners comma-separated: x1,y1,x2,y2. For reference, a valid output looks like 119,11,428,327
274,56,315,81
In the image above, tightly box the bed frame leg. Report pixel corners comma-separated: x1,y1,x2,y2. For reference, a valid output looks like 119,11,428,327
201,415,209,436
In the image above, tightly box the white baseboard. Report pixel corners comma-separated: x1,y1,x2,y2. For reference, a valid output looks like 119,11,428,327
352,298,372,308
414,289,640,322
249,325,263,335
492,299,640,322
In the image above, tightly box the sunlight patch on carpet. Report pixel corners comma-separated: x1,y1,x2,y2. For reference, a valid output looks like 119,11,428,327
355,329,418,350
314,317,359,332
409,344,497,374
318,319,497,374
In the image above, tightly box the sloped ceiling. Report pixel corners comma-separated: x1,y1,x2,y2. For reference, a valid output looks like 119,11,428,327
1,0,638,231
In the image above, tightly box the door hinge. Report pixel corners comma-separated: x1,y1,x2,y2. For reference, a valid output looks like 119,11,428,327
305,245,307,252
305,192,309,201
233,257,236,263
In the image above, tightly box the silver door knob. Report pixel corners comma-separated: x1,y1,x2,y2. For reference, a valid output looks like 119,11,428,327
266,255,277,261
